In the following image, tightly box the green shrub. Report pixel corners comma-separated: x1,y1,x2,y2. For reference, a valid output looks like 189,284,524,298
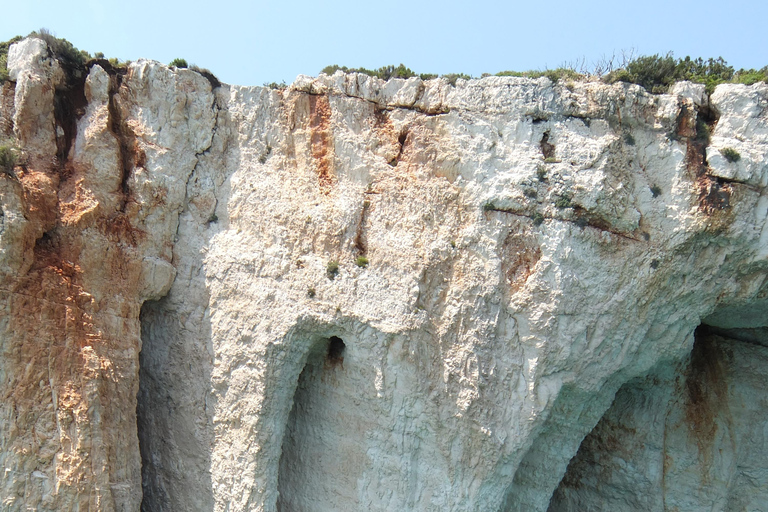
0,144,18,175
355,256,369,268
321,63,418,80
532,212,545,226
536,166,548,182
720,147,741,163
483,202,496,211
31,29,90,69
169,58,188,68
544,157,561,164
623,133,635,146
607,53,679,93
442,73,472,86
264,81,287,90
650,184,662,198
555,194,573,208
606,53,766,94
326,260,340,280
496,68,584,83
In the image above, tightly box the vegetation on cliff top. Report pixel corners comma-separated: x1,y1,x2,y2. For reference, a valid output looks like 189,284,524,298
1,30,766,95
322,53,768,94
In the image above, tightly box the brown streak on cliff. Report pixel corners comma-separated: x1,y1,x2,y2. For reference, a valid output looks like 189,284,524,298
684,326,732,481
680,104,731,216
501,227,541,294
308,94,334,192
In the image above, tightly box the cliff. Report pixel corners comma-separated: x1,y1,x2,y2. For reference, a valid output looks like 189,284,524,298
1,37,767,511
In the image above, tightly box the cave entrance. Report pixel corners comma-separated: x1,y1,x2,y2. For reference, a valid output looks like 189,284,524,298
548,324,768,511
277,335,362,512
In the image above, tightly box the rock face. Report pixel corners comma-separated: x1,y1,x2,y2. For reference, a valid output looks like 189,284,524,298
1,37,767,511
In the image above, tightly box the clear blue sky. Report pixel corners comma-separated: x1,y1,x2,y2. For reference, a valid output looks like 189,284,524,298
2,0,766,87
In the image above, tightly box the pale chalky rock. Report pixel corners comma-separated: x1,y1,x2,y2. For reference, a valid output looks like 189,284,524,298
1,37,767,512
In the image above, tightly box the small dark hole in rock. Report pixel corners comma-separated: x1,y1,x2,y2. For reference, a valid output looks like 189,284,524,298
327,336,345,365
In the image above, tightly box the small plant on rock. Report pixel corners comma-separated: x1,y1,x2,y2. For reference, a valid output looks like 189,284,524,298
555,194,573,208
720,147,741,163
650,185,662,198
326,260,340,280
169,58,188,68
532,212,545,226
0,143,19,175
355,256,369,268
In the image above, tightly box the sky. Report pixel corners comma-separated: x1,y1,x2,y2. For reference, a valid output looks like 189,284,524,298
1,0,767,87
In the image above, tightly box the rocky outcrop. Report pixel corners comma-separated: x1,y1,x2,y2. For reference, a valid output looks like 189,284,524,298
1,37,767,511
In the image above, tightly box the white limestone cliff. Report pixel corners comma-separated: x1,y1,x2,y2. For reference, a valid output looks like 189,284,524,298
0,37,767,511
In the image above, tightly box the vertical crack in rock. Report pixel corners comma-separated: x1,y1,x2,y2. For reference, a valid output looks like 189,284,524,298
103,64,140,212
277,336,350,511
52,64,87,169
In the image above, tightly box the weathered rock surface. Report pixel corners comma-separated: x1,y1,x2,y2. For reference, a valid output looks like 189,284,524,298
1,37,767,511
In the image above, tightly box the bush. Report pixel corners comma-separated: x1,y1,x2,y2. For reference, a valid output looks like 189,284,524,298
0,144,18,175
264,81,287,90
606,53,767,94
532,212,545,226
606,53,679,93
326,260,340,280
496,68,584,83
31,28,90,70
555,194,573,208
650,184,662,198
321,63,418,80
442,73,472,86
355,256,369,268
169,58,188,68
720,147,741,163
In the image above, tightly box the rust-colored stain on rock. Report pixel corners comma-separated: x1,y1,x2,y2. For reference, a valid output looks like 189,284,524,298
308,94,334,192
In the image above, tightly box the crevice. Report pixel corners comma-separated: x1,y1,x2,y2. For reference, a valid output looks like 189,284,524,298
540,131,556,160
299,89,450,116
388,128,408,166
678,102,730,214
353,198,369,256
52,67,87,170
100,62,139,212
484,205,642,242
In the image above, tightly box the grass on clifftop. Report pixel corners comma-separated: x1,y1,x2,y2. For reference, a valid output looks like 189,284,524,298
322,53,768,94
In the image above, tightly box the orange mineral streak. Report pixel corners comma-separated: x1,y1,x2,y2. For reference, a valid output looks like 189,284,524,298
2,158,145,507
308,94,335,192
